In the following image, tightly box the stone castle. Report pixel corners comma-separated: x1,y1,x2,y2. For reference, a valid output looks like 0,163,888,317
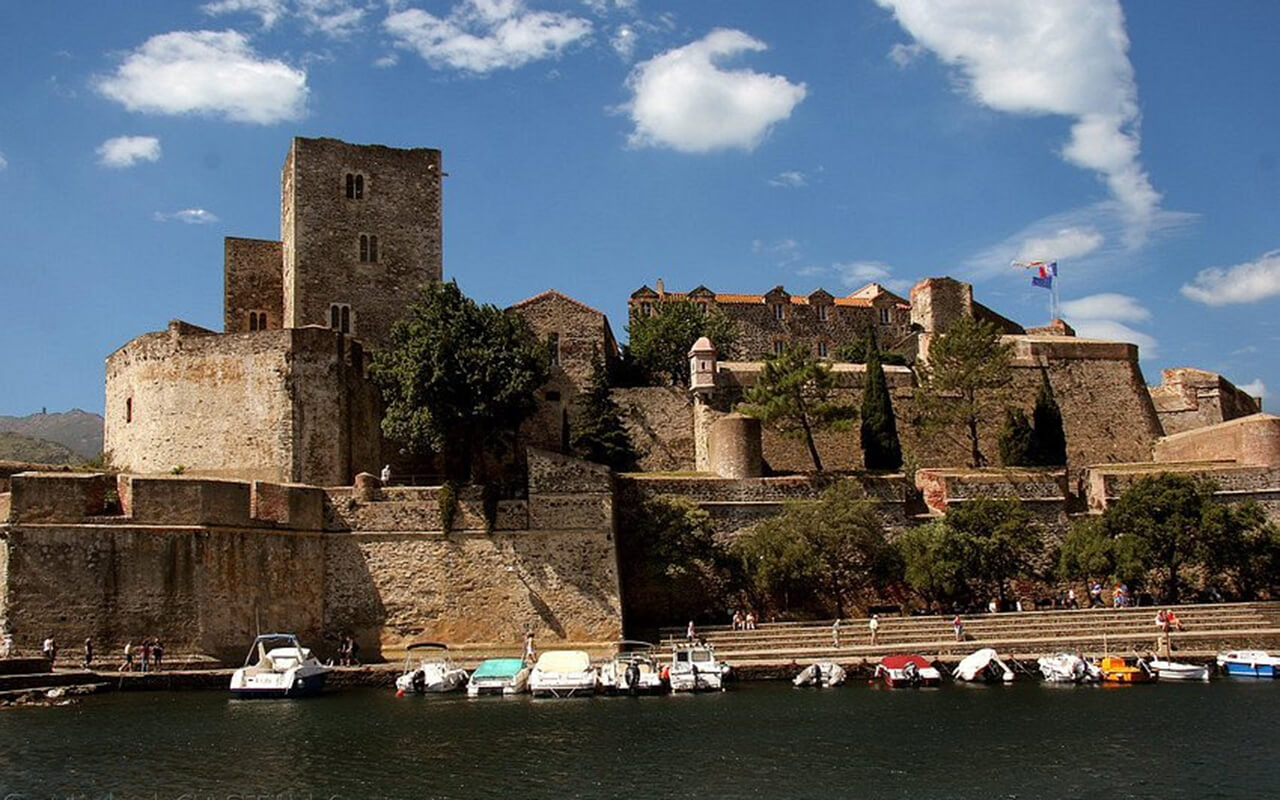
3,136,1279,662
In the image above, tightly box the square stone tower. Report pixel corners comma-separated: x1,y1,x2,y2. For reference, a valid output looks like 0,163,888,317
281,137,443,350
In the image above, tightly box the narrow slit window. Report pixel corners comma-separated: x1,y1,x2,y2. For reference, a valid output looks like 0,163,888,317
354,174,364,199
817,305,829,322
368,235,378,263
773,304,785,321
126,397,133,424
340,306,351,334
549,333,560,367
817,341,828,358
359,235,369,262
879,307,891,324
345,173,354,198
331,305,341,329
774,340,785,356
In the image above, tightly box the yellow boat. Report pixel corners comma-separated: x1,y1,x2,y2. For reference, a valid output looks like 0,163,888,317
1098,655,1158,684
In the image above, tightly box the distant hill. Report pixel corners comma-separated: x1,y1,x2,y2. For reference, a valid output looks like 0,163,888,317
0,409,103,460
0,431,78,464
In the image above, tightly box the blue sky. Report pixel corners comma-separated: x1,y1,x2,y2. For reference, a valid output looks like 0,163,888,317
2,0,1278,417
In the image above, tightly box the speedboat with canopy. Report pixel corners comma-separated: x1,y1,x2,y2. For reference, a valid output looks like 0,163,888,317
395,642,469,694
598,641,666,695
529,650,598,697
229,633,330,698
466,657,531,696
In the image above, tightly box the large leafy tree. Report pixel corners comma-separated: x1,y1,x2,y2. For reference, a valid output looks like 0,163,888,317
1056,516,1144,585
368,280,549,481
626,301,737,385
944,496,1042,604
735,481,899,616
860,336,903,472
739,346,856,472
896,520,968,608
572,353,640,472
913,315,1013,467
1030,371,1067,466
1199,500,1280,600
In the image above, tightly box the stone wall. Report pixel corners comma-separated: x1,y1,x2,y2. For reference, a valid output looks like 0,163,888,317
223,237,283,334
613,386,695,472
1149,368,1262,436
104,324,381,486
0,450,621,662
283,137,443,351
1153,413,1280,467
915,468,1069,516
1086,461,1280,512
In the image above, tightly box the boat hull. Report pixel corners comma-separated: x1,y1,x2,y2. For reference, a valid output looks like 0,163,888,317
230,670,327,698
1151,661,1210,681
1221,661,1278,678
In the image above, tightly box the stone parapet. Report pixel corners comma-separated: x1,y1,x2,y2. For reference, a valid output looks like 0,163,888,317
1087,461,1280,512
251,481,325,530
8,472,110,523
626,472,911,505
914,468,1068,515
119,475,252,527
1154,413,1280,467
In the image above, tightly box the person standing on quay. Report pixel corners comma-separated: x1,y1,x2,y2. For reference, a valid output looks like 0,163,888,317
120,641,134,672
952,615,964,642
0,632,12,659
831,618,841,648
42,635,56,667
523,628,536,664
83,637,93,670
869,614,880,646
152,639,164,671
139,640,151,673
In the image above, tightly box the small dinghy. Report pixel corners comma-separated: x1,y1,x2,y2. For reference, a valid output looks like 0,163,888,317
1150,659,1210,681
793,662,846,687
874,654,941,688
1037,653,1101,683
1098,655,1158,684
395,642,469,694
953,648,1014,683
1217,650,1280,678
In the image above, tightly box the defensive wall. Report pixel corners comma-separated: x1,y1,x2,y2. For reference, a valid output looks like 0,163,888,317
1149,368,1262,436
104,322,380,487
0,450,621,663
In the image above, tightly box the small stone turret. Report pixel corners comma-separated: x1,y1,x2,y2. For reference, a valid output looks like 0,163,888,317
689,336,717,393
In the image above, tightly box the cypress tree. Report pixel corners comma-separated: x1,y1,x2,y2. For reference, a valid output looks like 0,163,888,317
860,334,903,471
998,407,1035,467
572,354,640,472
1030,371,1067,466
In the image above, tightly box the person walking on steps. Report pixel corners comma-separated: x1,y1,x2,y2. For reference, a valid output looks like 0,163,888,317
831,618,842,648
869,614,880,646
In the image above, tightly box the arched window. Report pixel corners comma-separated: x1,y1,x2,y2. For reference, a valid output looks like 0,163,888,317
359,234,379,263
341,306,351,333
330,303,352,334
368,234,378,263
354,174,364,199
345,173,365,199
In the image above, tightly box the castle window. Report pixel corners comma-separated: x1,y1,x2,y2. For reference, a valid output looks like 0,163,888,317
879,307,891,325
126,397,132,424
549,333,561,367
359,234,379,263
247,311,267,331
345,173,364,200
640,302,652,317
773,304,785,321
773,340,785,356
817,305,829,322
545,390,561,402
817,341,828,358
330,303,352,334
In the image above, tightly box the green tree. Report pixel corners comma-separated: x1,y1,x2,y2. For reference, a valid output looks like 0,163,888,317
835,333,910,366
739,346,856,472
1030,371,1067,466
945,497,1042,604
1099,473,1220,602
912,315,1014,467
896,520,967,608
997,407,1035,467
626,301,737,385
860,335,903,472
1201,500,1280,600
572,353,640,472
735,481,899,616
368,280,549,481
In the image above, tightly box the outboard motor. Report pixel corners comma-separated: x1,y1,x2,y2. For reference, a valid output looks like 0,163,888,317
411,670,426,694
903,661,921,687
625,662,641,696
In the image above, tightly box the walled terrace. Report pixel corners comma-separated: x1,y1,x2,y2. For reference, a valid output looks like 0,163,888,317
0,449,622,666
660,602,1280,670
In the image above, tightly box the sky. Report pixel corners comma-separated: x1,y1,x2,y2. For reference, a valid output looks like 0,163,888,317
1,0,1278,417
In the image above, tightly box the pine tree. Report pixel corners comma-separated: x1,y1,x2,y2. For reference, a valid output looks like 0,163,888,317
571,354,640,472
740,346,856,472
860,334,903,471
1030,371,1067,466
998,407,1035,467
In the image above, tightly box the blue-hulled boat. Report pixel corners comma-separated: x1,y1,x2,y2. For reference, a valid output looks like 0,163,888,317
229,634,330,698
1216,650,1280,678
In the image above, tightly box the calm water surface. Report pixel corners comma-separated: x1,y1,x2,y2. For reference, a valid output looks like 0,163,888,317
2,679,1276,799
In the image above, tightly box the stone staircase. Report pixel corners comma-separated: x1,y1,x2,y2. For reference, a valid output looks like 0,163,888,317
659,602,1280,665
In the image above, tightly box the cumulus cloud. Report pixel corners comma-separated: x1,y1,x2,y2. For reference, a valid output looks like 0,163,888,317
752,237,801,266
1060,292,1155,355
201,0,287,28
384,0,592,74
1180,249,1280,306
96,30,308,124
154,208,220,224
623,29,807,153
1238,379,1267,400
799,260,910,293
876,0,1161,243
1016,227,1104,263
768,170,807,188
96,136,162,168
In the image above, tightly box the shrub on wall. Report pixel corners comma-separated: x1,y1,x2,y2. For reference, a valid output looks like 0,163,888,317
439,481,458,532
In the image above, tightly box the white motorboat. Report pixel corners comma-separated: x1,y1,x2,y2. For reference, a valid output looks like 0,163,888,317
954,648,1014,683
1037,652,1101,683
1150,659,1210,681
229,634,330,698
598,641,666,695
1217,650,1280,678
668,643,730,692
529,650,598,697
395,642,469,694
466,658,531,696
793,662,846,687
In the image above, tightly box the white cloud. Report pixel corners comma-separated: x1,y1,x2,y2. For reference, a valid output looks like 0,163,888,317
1060,293,1149,324
1180,249,1280,306
1238,379,1267,400
623,29,807,153
1016,227,1103,263
768,170,807,188
385,0,592,74
154,208,220,224
0,152,7,171
752,237,801,265
1060,292,1155,356
800,260,911,294
202,0,287,28
876,0,1161,244
374,53,399,68
611,24,637,61
96,136,162,168
96,30,308,124
583,0,635,14
888,42,924,68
